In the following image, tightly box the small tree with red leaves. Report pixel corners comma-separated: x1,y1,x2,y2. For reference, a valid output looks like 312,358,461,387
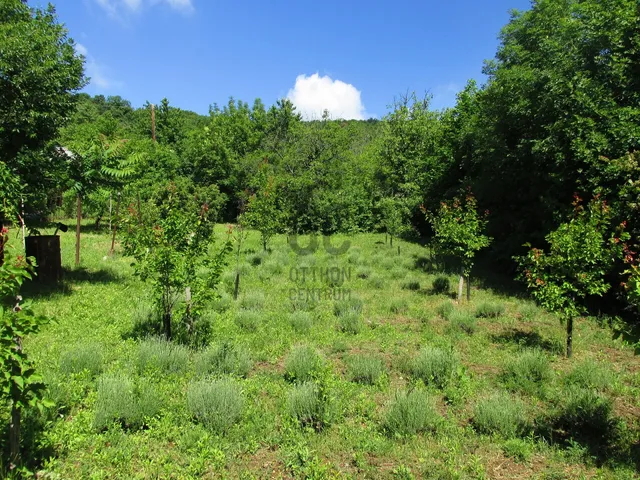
516,197,628,357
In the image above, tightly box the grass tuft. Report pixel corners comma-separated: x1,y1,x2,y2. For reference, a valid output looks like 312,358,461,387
284,345,323,383
59,343,103,377
475,302,506,318
286,381,328,430
235,309,261,332
337,312,363,335
347,355,386,385
195,341,252,377
408,346,459,388
473,393,529,438
383,389,441,437
501,349,552,396
137,337,190,375
432,276,451,294
289,311,314,333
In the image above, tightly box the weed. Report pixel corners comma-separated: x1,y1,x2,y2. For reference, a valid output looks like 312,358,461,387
239,291,265,310
235,309,261,332
564,360,612,391
436,301,455,319
502,438,533,462
334,297,363,317
389,298,409,314
286,382,328,431
338,312,363,335
290,311,313,333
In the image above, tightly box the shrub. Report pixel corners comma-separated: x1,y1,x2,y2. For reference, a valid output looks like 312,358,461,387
565,360,612,391
408,346,459,388
284,345,323,383
383,389,441,437
334,297,363,317
473,393,528,438
436,301,455,320
448,310,477,334
187,379,244,432
240,291,265,310
356,267,371,279
390,267,407,280
263,258,284,276
389,298,409,314
347,355,386,385
502,349,552,396
553,387,614,440
432,276,451,294
475,302,505,318
338,312,363,335
136,337,190,375
502,438,533,462
402,277,421,291
195,342,252,377
94,374,162,431
235,310,261,332
287,382,328,430
291,295,317,312
369,274,385,289
518,302,539,321
59,344,103,377
290,311,313,333
211,291,232,312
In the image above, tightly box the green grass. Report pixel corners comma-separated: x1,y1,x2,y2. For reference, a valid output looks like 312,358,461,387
15,224,640,478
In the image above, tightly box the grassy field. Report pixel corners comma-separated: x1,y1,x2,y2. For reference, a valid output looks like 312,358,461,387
8,223,640,479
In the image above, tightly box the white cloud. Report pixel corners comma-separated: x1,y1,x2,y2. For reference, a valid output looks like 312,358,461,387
76,43,122,90
95,0,193,19
286,73,368,120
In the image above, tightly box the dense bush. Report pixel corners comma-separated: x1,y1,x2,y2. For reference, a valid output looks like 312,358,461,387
432,276,451,294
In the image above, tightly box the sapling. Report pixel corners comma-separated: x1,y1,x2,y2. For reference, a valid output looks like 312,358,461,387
517,197,628,357
425,191,491,302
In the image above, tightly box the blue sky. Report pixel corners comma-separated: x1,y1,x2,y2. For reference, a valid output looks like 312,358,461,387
39,0,532,119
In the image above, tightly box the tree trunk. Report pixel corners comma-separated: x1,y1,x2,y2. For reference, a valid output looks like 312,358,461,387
390,235,393,247
397,245,400,256
233,272,240,300
566,317,573,358
466,275,471,301
75,194,82,267
109,193,121,255
457,268,464,303
163,311,172,340
9,402,20,461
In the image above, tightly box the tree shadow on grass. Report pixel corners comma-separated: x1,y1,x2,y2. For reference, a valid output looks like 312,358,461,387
491,328,564,354
21,267,121,299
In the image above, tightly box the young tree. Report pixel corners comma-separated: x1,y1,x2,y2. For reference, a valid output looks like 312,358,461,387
378,196,410,250
517,197,628,357
243,161,282,251
122,181,230,341
0,227,50,464
426,191,491,302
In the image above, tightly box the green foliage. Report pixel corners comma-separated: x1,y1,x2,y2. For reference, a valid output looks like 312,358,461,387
337,312,363,335
289,311,313,333
241,161,283,250
122,181,231,340
389,298,409,314
333,296,363,317
286,381,329,431
378,196,410,243
501,349,552,396
501,439,533,463
284,345,323,383
94,374,162,431
517,199,627,321
346,355,386,385
473,393,528,438
407,346,459,389
432,276,450,294
427,192,491,276
383,389,441,437
448,310,477,334
136,337,190,375
552,387,615,441
186,379,244,432
195,341,252,378
436,301,455,319
59,344,103,377
234,309,261,332
239,290,265,311
475,302,505,319
565,360,612,391
401,277,421,291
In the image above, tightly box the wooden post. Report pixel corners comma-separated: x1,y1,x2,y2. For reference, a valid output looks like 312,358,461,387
457,267,464,303
75,194,82,267
109,192,121,255
233,272,240,300
151,103,156,142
